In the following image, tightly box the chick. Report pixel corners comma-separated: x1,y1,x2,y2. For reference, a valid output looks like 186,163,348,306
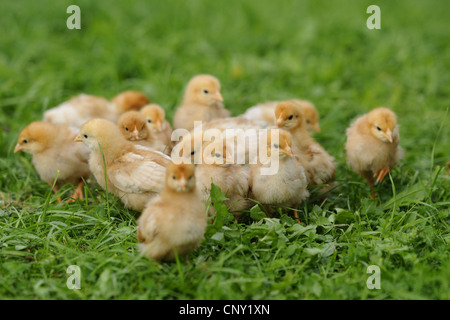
140,104,173,154
202,116,267,132
111,90,151,114
249,128,309,216
243,99,321,133
118,111,169,154
137,163,207,261
43,91,150,128
43,94,113,128
14,121,91,202
275,101,336,188
345,107,403,196
196,137,251,218
76,119,172,211
173,74,230,131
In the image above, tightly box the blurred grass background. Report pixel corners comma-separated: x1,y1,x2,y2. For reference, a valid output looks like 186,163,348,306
0,0,448,300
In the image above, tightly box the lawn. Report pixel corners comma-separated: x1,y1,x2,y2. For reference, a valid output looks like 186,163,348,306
0,0,449,300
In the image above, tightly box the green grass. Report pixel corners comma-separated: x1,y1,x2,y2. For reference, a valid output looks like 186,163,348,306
0,0,449,299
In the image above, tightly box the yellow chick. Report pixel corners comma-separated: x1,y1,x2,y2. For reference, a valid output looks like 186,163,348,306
137,163,207,261
14,121,91,202
345,107,403,196
43,91,150,128
275,101,336,187
117,111,169,154
43,94,112,128
249,129,309,215
76,119,172,211
195,137,251,218
173,74,230,131
111,90,151,114
243,99,321,133
139,104,173,154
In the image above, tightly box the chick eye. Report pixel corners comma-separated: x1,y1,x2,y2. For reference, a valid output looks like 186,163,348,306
125,127,129,131
273,143,279,149
147,119,152,124
376,126,382,131
203,89,209,94
288,115,294,120
172,175,176,180
83,134,88,139
22,139,28,144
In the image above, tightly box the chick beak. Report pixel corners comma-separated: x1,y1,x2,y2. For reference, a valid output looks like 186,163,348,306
155,121,162,132
132,128,139,140
281,146,294,157
214,92,224,102
74,135,82,142
179,178,187,190
14,144,22,153
276,118,283,128
385,129,393,143
313,124,321,133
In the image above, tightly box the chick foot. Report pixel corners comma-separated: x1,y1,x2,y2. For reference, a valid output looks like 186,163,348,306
374,167,390,184
66,181,85,203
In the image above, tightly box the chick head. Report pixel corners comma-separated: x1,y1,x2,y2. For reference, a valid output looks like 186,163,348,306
14,121,53,154
275,101,306,131
118,111,149,141
165,162,196,192
112,90,150,114
184,74,223,106
77,118,124,152
366,107,397,143
202,137,235,166
263,128,294,158
140,104,166,132
293,100,321,132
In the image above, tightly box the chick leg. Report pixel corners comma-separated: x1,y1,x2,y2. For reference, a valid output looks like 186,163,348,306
293,210,301,224
374,167,390,184
66,181,85,203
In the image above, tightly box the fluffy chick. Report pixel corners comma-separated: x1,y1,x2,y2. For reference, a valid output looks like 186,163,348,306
76,119,172,211
345,107,403,196
14,121,91,201
137,163,207,261
196,137,251,218
173,74,230,131
43,91,150,128
118,111,169,154
243,99,321,133
275,101,336,188
111,90,150,114
249,129,309,215
140,104,173,154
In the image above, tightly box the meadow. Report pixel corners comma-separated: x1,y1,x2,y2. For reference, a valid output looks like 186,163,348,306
0,0,449,300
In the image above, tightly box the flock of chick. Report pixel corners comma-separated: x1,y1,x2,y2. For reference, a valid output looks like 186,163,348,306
14,74,403,261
